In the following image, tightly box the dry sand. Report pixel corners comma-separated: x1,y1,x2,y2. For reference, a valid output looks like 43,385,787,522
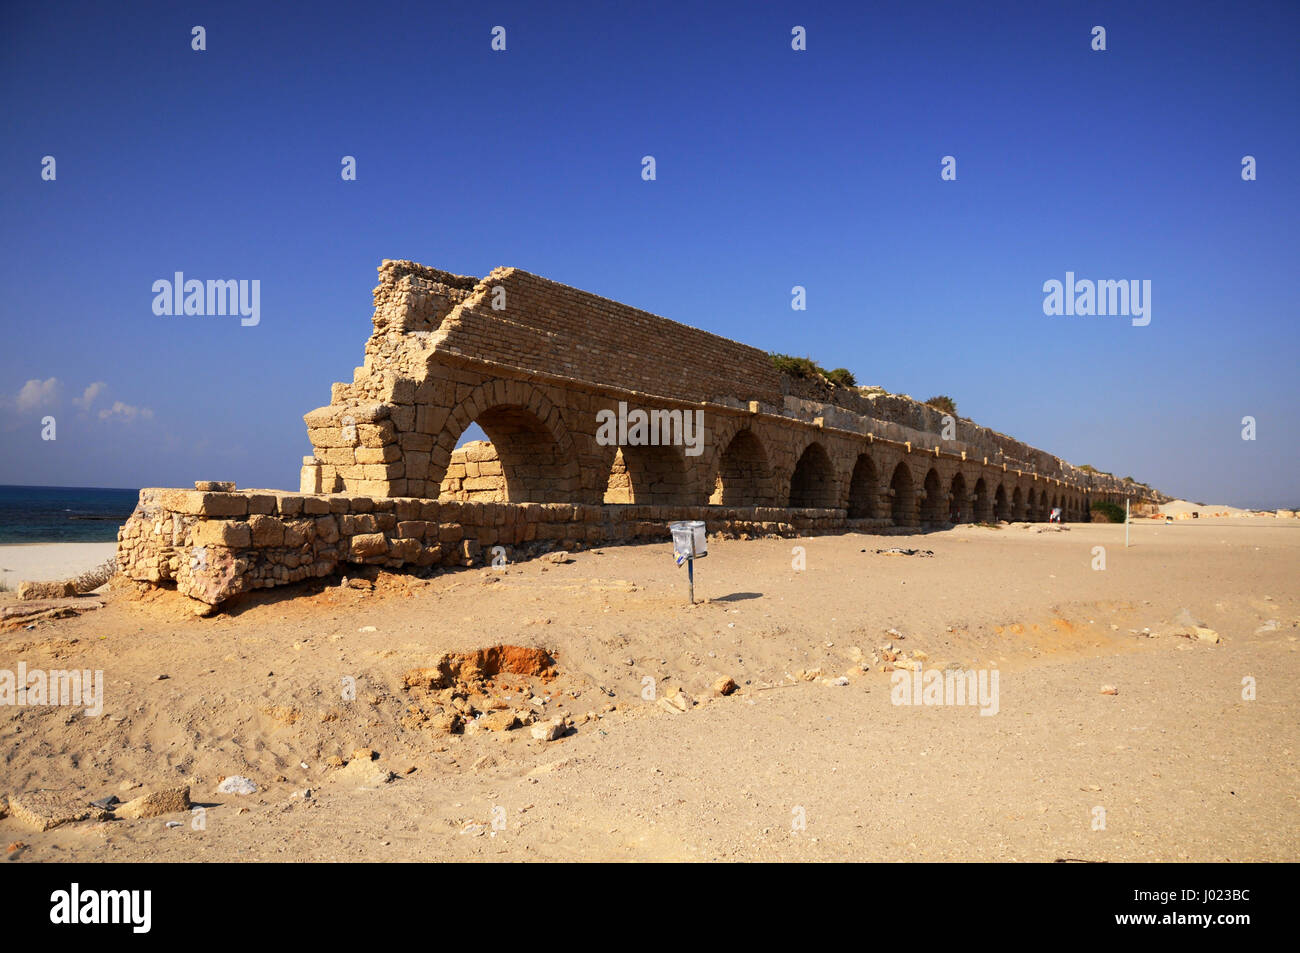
0,517,1296,862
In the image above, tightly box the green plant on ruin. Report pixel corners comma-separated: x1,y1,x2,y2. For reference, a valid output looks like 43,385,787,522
769,354,858,389
1091,501,1126,523
769,353,824,380
924,395,958,416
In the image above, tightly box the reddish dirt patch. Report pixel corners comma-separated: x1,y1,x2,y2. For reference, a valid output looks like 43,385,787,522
401,645,555,691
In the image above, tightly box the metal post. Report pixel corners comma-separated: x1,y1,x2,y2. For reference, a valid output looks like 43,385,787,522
1125,498,1130,548
687,535,696,604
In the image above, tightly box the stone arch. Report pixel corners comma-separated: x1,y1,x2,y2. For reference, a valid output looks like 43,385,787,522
888,461,916,527
788,441,838,509
1012,486,1025,520
973,476,993,522
949,472,968,523
433,384,581,503
603,443,697,505
848,453,880,519
920,467,945,525
993,482,1010,521
709,427,777,506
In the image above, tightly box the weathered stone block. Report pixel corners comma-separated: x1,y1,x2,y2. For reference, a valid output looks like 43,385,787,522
192,520,252,549
350,533,388,558
396,520,427,539
16,580,76,600
248,515,285,547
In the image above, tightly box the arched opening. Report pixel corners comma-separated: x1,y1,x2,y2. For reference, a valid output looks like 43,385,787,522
994,483,1010,521
1012,486,1024,520
920,468,945,525
949,473,968,523
603,444,694,505
973,477,992,522
710,428,775,506
438,404,578,503
848,453,879,519
789,442,838,509
889,462,915,526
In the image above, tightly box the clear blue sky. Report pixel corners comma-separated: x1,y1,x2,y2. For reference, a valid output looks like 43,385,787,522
2,0,1296,507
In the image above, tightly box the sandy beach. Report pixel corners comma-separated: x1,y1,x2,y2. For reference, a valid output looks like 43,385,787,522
0,514,1296,861
0,542,118,588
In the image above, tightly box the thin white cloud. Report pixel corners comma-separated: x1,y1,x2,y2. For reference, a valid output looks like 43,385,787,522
98,400,155,423
73,381,107,410
14,377,61,411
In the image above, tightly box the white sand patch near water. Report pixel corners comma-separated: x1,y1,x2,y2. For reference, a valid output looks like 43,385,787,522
0,542,118,586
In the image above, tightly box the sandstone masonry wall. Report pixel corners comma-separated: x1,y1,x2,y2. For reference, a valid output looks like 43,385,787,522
118,258,1163,609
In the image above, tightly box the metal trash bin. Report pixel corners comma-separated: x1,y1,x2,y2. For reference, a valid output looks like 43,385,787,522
669,520,707,604
669,520,707,560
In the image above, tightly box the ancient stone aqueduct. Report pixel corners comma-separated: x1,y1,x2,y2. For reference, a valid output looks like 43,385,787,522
118,259,1160,609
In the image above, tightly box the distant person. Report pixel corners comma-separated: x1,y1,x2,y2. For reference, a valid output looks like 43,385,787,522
1049,506,1062,524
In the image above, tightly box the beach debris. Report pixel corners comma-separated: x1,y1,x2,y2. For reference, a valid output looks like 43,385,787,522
216,776,258,795
1,598,106,629
15,580,76,600
661,690,695,711
117,786,191,819
1100,685,1119,696
8,791,108,832
713,676,738,696
530,716,572,741
1170,608,1220,644
546,551,574,564
481,710,523,731
334,760,395,787
88,795,120,812
873,548,934,557
657,697,686,715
